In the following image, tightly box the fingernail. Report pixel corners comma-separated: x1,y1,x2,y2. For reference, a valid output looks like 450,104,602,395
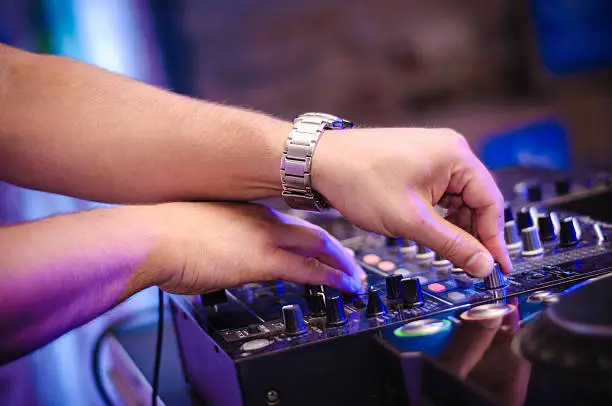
466,252,494,278
348,276,365,294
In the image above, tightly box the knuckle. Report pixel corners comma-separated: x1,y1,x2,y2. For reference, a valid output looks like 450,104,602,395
440,128,468,146
303,256,322,281
326,269,342,287
441,233,464,260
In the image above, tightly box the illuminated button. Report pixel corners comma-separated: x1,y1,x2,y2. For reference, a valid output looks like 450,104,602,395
362,254,380,265
378,261,396,272
527,290,559,304
394,318,451,338
447,291,466,303
240,339,271,352
427,283,446,293
461,303,515,320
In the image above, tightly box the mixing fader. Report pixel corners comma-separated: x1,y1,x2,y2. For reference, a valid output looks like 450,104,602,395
169,167,612,406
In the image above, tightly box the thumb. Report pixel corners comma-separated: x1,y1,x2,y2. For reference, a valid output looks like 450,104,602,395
406,202,494,278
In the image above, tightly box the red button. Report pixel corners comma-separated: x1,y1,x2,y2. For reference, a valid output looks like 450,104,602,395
427,283,446,293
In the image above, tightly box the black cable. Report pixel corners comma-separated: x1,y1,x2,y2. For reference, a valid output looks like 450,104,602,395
91,303,163,406
152,288,165,406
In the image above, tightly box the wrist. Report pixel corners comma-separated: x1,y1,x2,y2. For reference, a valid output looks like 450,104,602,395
116,205,173,299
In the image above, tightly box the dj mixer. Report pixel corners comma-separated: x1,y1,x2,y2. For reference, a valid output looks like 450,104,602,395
169,167,612,406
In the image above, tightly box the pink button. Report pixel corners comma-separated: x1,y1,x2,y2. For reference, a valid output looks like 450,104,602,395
427,283,446,293
378,261,396,272
362,254,380,265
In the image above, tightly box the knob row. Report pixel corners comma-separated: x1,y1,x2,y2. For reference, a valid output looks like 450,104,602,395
504,211,584,253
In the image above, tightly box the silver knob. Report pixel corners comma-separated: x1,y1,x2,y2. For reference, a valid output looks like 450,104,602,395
504,221,522,251
432,252,451,267
483,262,507,289
521,226,544,256
415,244,434,261
594,223,608,244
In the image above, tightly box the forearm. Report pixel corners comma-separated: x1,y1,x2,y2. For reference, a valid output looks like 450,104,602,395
0,206,162,364
0,44,290,203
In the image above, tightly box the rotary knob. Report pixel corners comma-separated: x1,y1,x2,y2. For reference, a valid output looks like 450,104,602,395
307,291,327,317
504,203,514,223
559,217,582,247
516,207,535,231
522,226,544,256
416,244,434,261
401,278,424,307
432,252,451,267
554,177,571,196
527,184,542,202
325,295,347,327
594,223,608,244
282,304,308,336
483,262,507,289
304,284,325,297
504,220,522,251
385,237,403,253
537,213,558,241
385,274,403,300
401,239,418,255
365,287,386,318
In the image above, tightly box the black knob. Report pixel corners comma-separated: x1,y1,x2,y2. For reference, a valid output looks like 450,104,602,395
304,284,325,297
522,226,544,256
307,291,326,317
527,184,542,202
555,177,571,196
325,295,347,327
432,252,451,267
385,274,403,300
504,221,522,250
401,278,424,307
559,217,581,247
537,213,557,241
504,203,514,223
365,287,386,318
516,207,535,231
416,244,434,260
282,304,308,336
385,236,403,247
247,324,261,334
483,262,507,289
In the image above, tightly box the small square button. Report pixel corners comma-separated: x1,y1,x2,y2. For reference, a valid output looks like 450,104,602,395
427,283,446,293
447,291,466,303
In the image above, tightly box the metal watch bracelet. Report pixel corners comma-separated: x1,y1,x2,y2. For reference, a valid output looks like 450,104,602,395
280,112,353,211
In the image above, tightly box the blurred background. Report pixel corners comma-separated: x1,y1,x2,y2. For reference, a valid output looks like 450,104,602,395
0,0,611,405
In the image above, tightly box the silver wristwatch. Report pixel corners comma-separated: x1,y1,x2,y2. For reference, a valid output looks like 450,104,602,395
280,112,353,211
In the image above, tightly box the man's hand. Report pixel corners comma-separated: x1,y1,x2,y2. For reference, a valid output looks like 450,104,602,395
0,202,364,364
136,202,366,295
312,127,511,277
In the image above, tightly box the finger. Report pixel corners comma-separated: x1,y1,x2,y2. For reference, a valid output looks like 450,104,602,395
405,198,494,277
459,161,512,273
445,205,473,233
274,223,366,281
266,250,363,293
